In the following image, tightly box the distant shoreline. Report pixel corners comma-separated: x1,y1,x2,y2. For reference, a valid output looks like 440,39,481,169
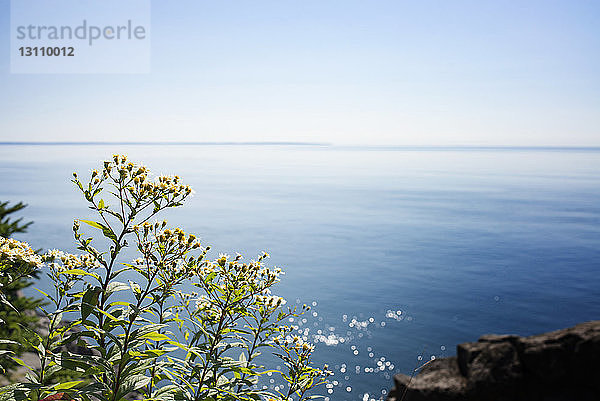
1,142,600,152
0,141,330,146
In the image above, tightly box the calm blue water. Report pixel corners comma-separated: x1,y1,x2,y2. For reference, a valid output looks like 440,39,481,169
1,145,599,401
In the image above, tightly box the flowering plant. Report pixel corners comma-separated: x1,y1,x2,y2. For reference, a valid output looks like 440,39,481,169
0,155,330,401
0,203,45,377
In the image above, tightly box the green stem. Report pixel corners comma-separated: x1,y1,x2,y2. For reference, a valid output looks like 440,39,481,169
146,299,165,396
194,290,232,401
110,270,158,401
236,315,264,393
36,292,64,401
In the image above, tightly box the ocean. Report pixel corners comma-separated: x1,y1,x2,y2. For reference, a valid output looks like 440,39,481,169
1,144,599,400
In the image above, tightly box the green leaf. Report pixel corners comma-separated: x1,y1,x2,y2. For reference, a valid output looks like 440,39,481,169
32,288,50,298
10,358,34,372
81,287,101,321
0,293,18,313
79,219,104,230
105,281,130,298
129,349,168,359
98,199,105,209
53,380,84,390
44,364,62,379
79,219,118,242
0,383,42,401
131,324,167,340
95,307,126,324
117,374,151,398
19,325,42,346
151,384,181,401
78,381,109,396
60,269,100,281
141,332,170,342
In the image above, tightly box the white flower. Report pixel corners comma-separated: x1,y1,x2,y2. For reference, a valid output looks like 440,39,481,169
194,295,211,311
0,237,43,267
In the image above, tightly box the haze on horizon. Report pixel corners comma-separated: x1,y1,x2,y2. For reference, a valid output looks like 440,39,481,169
0,0,598,146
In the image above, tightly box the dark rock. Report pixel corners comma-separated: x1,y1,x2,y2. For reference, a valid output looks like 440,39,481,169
386,321,600,401
518,320,600,387
478,334,520,344
457,334,519,377
390,357,467,401
467,341,522,399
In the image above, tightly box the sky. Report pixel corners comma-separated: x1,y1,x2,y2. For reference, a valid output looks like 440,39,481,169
0,0,599,146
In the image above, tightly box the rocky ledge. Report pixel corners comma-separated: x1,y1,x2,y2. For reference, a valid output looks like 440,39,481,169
387,320,600,401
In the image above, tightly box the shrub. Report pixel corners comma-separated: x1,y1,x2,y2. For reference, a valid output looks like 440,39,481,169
0,202,44,376
0,202,33,238
0,155,330,401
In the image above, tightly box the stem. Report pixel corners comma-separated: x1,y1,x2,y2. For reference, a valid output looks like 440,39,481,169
236,315,264,393
146,299,165,396
96,224,130,349
36,292,64,401
194,290,232,401
90,197,115,236
110,269,158,401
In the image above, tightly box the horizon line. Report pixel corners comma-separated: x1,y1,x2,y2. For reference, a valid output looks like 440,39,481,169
1,142,600,151
0,141,331,146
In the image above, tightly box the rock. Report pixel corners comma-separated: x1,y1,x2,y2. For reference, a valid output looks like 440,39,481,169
457,334,520,377
386,321,600,401
467,341,522,399
390,357,467,401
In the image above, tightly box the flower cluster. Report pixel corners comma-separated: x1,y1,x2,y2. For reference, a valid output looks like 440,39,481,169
132,221,207,287
104,154,193,202
255,294,286,308
0,237,43,270
72,154,193,217
196,260,216,277
272,330,332,400
194,295,212,312
274,334,315,352
43,249,101,272
156,227,201,251
134,222,203,252
43,250,101,297
213,252,284,287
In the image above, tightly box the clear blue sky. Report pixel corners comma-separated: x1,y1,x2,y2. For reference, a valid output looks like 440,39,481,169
1,0,599,145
